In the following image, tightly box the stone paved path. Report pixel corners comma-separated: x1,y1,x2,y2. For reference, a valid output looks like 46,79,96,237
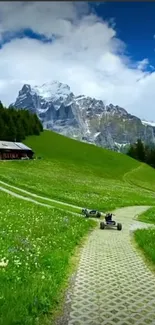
65,206,155,325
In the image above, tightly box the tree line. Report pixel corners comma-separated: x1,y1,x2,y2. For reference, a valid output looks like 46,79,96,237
0,101,43,142
127,139,155,168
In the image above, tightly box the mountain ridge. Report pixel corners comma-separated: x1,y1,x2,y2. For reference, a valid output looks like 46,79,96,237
10,81,155,151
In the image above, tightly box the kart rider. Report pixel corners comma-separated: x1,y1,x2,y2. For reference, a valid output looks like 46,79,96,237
105,213,113,222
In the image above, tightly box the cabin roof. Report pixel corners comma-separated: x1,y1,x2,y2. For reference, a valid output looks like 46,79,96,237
0,141,32,151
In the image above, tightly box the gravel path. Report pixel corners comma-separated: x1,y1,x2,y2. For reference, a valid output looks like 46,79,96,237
57,206,155,325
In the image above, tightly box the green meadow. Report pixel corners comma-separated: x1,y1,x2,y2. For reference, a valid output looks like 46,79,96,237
0,131,155,211
1,130,155,324
0,191,94,325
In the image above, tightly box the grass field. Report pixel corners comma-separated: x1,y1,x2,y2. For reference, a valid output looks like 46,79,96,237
0,191,94,325
134,207,155,272
124,163,155,193
0,181,82,215
1,130,155,324
138,207,155,224
0,131,155,211
134,228,155,264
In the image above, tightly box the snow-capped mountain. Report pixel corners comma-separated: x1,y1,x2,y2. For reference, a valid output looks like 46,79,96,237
142,120,155,127
10,81,155,151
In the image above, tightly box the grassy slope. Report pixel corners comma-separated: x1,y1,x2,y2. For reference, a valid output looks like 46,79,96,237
1,131,155,324
138,207,155,224
0,131,155,210
124,163,155,193
0,191,94,325
134,207,155,272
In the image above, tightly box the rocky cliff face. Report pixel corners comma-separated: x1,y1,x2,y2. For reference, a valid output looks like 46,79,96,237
10,81,155,151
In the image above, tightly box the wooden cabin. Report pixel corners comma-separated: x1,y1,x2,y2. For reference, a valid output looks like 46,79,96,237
0,141,34,160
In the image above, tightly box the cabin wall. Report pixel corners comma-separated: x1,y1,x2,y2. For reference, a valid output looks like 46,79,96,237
0,150,33,160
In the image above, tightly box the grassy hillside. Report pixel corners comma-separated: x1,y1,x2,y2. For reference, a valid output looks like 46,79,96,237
24,130,140,179
124,163,155,193
0,191,94,325
1,130,155,325
138,207,155,224
0,130,155,211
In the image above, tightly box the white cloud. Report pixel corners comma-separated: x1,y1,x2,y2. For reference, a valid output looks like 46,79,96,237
0,1,155,121
137,58,149,71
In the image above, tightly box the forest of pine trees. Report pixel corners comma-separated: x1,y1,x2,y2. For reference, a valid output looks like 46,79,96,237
127,139,155,168
0,101,43,142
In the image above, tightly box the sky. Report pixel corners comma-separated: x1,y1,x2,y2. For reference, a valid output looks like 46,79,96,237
0,1,155,121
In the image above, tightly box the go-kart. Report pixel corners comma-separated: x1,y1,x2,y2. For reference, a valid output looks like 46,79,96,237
100,213,122,231
82,208,101,218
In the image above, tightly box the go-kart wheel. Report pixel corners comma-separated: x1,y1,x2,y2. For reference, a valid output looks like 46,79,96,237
100,222,105,229
117,223,122,231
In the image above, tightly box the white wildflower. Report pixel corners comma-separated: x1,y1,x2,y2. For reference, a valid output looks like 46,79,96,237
0,258,9,267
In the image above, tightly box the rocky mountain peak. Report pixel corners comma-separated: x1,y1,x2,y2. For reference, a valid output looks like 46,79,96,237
19,84,31,94
10,80,155,151
33,81,71,99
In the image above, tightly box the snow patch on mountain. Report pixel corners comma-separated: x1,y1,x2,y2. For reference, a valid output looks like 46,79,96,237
32,81,71,101
142,120,155,127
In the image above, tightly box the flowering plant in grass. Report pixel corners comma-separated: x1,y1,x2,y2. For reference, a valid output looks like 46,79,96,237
0,192,94,325
0,160,155,212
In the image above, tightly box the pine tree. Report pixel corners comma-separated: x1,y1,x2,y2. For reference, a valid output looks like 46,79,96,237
15,118,26,141
127,144,137,159
136,139,146,162
6,117,16,141
0,101,3,110
127,139,155,168
0,102,43,141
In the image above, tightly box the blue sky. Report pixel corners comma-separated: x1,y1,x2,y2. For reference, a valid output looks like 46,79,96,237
0,28,53,49
92,2,155,70
0,1,155,121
